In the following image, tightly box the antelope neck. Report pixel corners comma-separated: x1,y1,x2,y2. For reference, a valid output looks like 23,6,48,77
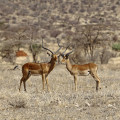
48,58,56,73
66,58,72,71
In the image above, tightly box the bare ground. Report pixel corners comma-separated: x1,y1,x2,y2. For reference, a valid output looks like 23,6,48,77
0,64,120,120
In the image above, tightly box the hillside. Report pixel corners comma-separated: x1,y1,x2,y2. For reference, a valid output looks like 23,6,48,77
0,0,120,35
0,0,120,64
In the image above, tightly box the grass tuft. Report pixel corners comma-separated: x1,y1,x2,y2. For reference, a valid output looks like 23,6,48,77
9,98,26,108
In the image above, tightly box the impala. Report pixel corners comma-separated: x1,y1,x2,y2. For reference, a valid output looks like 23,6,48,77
19,39,62,92
61,50,101,91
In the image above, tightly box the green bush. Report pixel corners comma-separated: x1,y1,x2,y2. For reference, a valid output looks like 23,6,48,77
30,44,41,62
30,44,41,54
112,43,120,51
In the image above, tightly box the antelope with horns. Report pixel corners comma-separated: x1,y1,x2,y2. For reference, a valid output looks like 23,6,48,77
19,39,62,92
60,49,101,91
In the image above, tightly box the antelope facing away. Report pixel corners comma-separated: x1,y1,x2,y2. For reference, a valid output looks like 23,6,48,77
60,50,101,91
19,39,62,92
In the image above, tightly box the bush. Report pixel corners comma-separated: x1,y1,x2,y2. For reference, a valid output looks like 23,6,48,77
30,44,41,55
100,48,116,64
9,99,26,108
9,95,27,109
69,49,87,64
16,9,29,16
30,44,41,62
112,43,120,51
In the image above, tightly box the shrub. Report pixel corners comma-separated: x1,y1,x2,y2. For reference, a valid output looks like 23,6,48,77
50,30,61,38
30,44,41,54
112,43,120,51
9,95,27,109
69,49,87,64
30,44,41,62
9,99,26,108
16,9,29,16
100,48,116,64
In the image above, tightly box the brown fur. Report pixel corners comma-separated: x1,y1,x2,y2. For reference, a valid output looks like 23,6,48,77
62,56,101,91
19,54,58,92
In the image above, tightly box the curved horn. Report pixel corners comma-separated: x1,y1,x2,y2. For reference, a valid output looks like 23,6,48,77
60,45,70,58
66,50,74,56
60,45,69,56
42,39,54,54
54,39,63,54
62,46,69,54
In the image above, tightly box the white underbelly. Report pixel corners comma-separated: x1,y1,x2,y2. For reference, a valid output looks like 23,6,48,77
78,70,90,76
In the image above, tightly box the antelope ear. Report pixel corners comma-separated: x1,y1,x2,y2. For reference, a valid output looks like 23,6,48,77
60,53,64,58
47,52,51,56
65,54,69,59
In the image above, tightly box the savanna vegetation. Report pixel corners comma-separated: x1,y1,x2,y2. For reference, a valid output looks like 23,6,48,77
0,0,120,119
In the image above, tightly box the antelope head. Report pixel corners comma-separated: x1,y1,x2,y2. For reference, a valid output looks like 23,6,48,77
60,46,74,63
42,39,62,63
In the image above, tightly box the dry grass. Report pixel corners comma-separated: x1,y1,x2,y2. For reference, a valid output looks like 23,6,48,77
0,64,120,120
